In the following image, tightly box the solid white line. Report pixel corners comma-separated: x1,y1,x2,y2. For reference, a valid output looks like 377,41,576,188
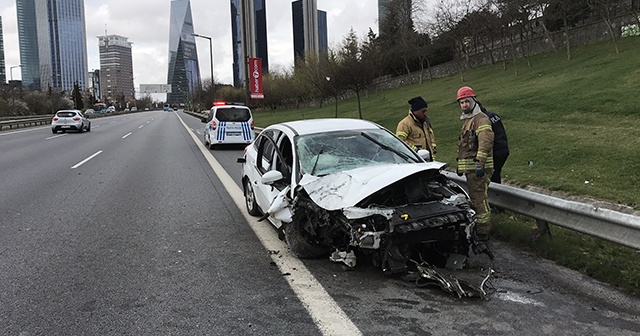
175,114,362,336
71,150,103,169
0,127,48,136
122,132,132,139
138,125,144,129
46,134,67,140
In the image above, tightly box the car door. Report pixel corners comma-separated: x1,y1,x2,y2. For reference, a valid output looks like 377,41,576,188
251,130,280,212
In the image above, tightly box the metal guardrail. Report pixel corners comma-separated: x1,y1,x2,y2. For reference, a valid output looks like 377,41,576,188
0,115,53,130
443,171,640,251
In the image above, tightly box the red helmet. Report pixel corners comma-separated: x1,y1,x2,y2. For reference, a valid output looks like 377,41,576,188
457,86,476,101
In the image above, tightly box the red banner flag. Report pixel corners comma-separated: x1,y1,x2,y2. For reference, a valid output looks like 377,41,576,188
249,58,264,100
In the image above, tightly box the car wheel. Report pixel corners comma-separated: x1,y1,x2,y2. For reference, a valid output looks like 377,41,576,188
209,143,216,150
87,123,91,132
243,179,261,216
286,205,331,259
78,125,84,133
52,129,57,134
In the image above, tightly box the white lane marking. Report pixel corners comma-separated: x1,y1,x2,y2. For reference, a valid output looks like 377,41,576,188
147,121,151,124
0,127,48,136
46,134,67,140
138,125,144,129
122,132,132,139
71,150,103,169
175,114,362,336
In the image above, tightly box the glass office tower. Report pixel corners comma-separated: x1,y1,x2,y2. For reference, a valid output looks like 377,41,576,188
16,0,41,90
0,17,5,84
33,0,89,90
167,0,201,104
230,0,268,88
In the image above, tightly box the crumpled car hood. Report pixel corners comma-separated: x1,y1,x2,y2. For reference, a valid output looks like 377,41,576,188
298,162,447,210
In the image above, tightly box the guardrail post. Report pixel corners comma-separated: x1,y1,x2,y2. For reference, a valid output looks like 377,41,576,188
531,219,552,241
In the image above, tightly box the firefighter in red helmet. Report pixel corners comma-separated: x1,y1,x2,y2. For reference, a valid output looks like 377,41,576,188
456,86,495,241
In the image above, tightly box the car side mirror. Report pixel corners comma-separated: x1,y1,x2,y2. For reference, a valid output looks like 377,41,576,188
417,149,431,161
261,170,283,185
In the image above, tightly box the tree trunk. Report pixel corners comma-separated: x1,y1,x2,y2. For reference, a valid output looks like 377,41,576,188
563,17,572,61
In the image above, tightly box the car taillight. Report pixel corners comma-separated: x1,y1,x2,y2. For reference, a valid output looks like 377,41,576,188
250,121,255,130
52,117,58,121
73,117,81,121
211,121,217,130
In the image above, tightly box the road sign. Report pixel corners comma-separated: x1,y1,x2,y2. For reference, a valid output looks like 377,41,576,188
140,84,172,93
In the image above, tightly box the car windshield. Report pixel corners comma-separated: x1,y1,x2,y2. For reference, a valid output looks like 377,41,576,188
296,129,420,176
216,108,250,122
56,112,77,118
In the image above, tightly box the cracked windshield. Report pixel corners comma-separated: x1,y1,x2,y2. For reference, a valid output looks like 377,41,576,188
296,129,418,176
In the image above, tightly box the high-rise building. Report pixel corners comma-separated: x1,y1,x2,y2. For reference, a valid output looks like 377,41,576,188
32,0,89,90
88,69,101,102
167,0,201,104
292,0,326,64
98,35,134,103
230,0,269,88
0,17,6,84
16,0,40,90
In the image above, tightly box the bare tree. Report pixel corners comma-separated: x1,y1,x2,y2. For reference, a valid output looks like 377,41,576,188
588,0,622,53
334,29,377,119
432,0,486,82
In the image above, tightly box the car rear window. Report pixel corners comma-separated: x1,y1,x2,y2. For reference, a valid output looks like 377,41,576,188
215,108,251,122
56,112,77,118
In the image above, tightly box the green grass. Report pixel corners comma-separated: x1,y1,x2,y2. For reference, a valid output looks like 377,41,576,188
253,36,640,295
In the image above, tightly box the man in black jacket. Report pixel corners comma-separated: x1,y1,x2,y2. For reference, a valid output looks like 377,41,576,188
478,102,509,184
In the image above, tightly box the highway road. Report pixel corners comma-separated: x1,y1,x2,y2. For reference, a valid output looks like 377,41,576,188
1,110,639,335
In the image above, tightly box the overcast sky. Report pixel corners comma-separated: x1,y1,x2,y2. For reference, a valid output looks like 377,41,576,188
1,0,379,92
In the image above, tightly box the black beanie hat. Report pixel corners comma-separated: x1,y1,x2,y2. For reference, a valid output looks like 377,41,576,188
408,96,428,112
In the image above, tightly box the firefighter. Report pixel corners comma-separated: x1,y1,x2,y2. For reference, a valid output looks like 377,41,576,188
456,86,495,241
396,96,437,161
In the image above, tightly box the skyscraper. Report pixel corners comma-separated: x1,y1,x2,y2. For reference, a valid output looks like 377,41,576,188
98,35,134,103
0,17,6,83
230,0,269,88
292,0,326,64
32,0,89,90
16,0,40,90
167,0,201,104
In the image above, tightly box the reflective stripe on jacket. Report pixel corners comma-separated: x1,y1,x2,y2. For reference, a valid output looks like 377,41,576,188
396,112,437,160
457,112,494,172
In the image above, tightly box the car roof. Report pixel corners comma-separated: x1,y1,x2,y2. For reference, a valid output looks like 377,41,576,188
56,110,80,113
275,118,382,136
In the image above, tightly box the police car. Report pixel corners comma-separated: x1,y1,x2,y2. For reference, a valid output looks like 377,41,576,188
201,102,255,149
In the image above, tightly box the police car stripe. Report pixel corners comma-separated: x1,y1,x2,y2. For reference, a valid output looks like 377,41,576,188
241,122,251,141
217,121,225,141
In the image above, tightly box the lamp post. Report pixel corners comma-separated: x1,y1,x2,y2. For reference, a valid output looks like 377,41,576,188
192,33,215,106
10,65,22,81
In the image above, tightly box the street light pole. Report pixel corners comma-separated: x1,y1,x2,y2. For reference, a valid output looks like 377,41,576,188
192,33,215,106
10,65,22,81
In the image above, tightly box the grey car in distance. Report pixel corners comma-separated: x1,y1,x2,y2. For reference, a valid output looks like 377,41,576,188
51,110,91,134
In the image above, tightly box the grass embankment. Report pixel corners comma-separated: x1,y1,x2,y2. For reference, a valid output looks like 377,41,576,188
253,36,640,295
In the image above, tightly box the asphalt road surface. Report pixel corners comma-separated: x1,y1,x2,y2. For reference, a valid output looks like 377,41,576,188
1,111,639,336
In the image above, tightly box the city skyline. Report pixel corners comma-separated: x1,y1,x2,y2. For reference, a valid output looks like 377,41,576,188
1,0,380,97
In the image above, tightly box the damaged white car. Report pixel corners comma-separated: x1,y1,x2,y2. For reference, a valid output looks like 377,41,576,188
237,119,493,298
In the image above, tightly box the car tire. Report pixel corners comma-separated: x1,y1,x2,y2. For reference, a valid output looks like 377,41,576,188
87,123,91,132
52,129,57,134
286,205,331,259
209,143,216,150
243,179,262,216
78,125,84,133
